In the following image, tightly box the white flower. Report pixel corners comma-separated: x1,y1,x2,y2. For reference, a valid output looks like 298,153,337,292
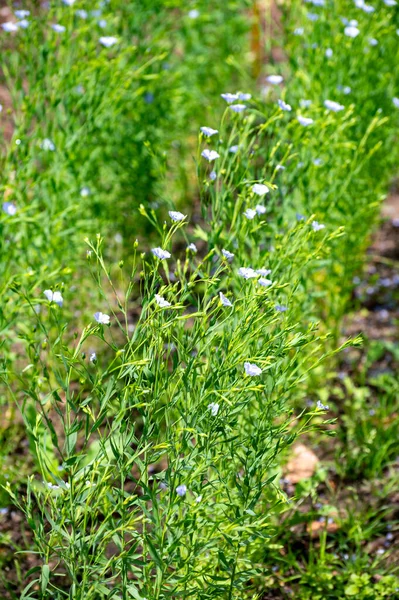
325,48,333,58
229,145,239,153
238,267,258,279
75,9,88,18
384,0,396,5
219,292,233,307
17,19,29,29
316,400,329,410
200,126,218,137
324,100,345,112
188,9,200,18
252,183,269,196
342,86,352,95
222,249,234,261
221,93,238,103
258,278,272,287
89,352,97,362
244,362,262,376
99,36,118,47
344,26,360,38
41,138,55,151
51,24,66,33
44,290,63,307
98,19,107,29
393,97,399,108
80,186,90,197
355,0,374,11
294,27,304,35
155,294,171,308
368,37,378,46
15,10,30,18
151,247,171,259
276,164,285,171
237,92,251,100
2,22,19,32
311,220,325,231
187,243,197,253
208,402,220,416
255,205,266,215
277,99,292,112
307,12,319,21
195,495,203,503
229,104,246,113
300,99,312,108
62,0,76,5
169,210,186,222
2,202,17,216
244,208,257,220
201,149,220,162
266,75,283,85
256,268,271,276
94,312,111,324
297,115,314,126
209,170,217,181
176,484,187,497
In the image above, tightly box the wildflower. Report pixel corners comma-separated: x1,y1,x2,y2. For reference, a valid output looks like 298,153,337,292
80,186,90,197
277,99,292,112
201,149,220,162
99,36,118,47
276,164,285,171
222,249,234,261
384,0,396,5
237,92,251,100
221,93,238,103
325,48,333,58
229,104,246,113
75,9,88,18
94,312,111,324
89,353,97,362
62,0,76,5
1,22,19,32
169,210,186,222
238,267,258,279
252,183,269,196
368,37,378,46
188,9,200,18
200,126,218,137
266,75,283,84
294,27,304,35
176,484,187,497
255,204,266,215
313,158,323,166
339,86,352,95
311,220,325,231
51,24,66,33
209,170,217,181
15,10,30,18
324,99,345,112
393,98,399,108
297,115,314,126
41,138,55,151
244,362,262,376
208,402,220,416
316,400,329,410
2,202,17,216
344,26,360,38
256,268,271,276
155,294,171,308
187,243,197,253
229,145,239,153
300,99,312,108
355,0,374,11
258,278,272,287
195,495,203,503
244,208,257,220
219,292,233,307
151,247,171,259
44,290,63,307
307,12,319,21
17,19,29,29
275,304,288,312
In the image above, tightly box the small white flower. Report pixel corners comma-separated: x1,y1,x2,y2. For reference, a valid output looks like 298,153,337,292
384,0,396,5
201,149,220,162
277,99,292,112
2,202,17,216
244,208,257,220
393,97,399,109
300,99,312,108
15,10,30,18
98,19,107,29
266,75,283,85
222,249,234,261
238,267,258,279
219,292,233,307
195,495,203,503
2,22,19,32
176,484,187,497
41,138,55,151
368,37,378,46
294,27,304,35
51,23,66,33
325,48,333,58
151,247,171,259
94,312,111,324
311,220,325,231
244,362,262,376
17,19,29,29
209,170,217,181
237,92,251,101
89,352,97,362
258,278,272,287
341,86,352,95
316,400,329,410
99,36,118,47
229,145,239,153
276,164,285,171
324,100,345,112
155,294,171,308
252,183,269,196
80,186,90,197
200,126,218,137
256,268,271,276
62,0,76,5
229,104,246,113
255,205,266,215
221,93,238,103
187,243,197,253
307,12,319,21
208,402,220,416
344,26,360,38
188,9,200,18
44,290,63,307
297,115,314,126
169,210,186,222
75,9,88,18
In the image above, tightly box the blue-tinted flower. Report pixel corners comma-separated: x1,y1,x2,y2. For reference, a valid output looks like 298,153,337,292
393,97,399,108
51,23,66,33
75,9,88,18
275,304,288,312
238,267,258,279
300,99,312,108
169,210,186,222
297,115,314,126
188,9,200,18
200,126,218,137
99,36,118,47
229,145,239,153
44,290,63,307
155,294,171,308
324,99,345,112
208,402,220,416
244,208,257,219
355,0,375,11
2,22,18,32
255,205,266,215
266,75,283,84
252,183,269,196
219,292,233,307
209,170,217,181
244,362,262,376
344,26,360,38
276,164,285,171
316,400,329,410
187,243,197,253
258,278,272,287
15,9,30,18
325,48,333,58
89,352,97,362
294,27,304,35
41,138,55,151
237,92,251,100
94,312,110,324
307,12,319,21
176,484,187,497
2,202,17,216
151,247,171,259
80,186,90,197
221,93,238,103
384,0,396,5
368,37,378,46
278,99,292,111
98,19,107,28
257,268,271,276
62,0,76,5
222,249,234,261
17,19,29,29
312,220,325,231
201,149,220,162
229,104,246,113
